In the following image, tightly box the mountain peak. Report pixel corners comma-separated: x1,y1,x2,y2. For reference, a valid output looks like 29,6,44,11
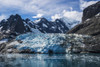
0,13,80,34
82,1,100,22
68,1,100,36
39,17,48,22
34,17,48,24
0,14,31,34
7,14,22,23
8,14,21,19
55,19,62,22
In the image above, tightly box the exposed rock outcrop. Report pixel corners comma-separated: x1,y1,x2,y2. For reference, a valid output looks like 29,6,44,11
0,14,70,35
0,14,31,34
67,1,100,53
82,1,100,22
68,1,100,36
67,13,100,36
34,18,69,33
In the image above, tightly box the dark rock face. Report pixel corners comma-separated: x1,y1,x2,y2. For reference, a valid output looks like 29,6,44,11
67,14,100,36
67,1,100,53
68,1,100,36
0,14,31,35
35,18,69,33
0,14,69,35
83,37,100,53
0,43,6,52
82,1,100,22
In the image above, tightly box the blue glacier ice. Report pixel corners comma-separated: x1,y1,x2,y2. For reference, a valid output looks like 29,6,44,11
15,33,89,53
16,33,67,53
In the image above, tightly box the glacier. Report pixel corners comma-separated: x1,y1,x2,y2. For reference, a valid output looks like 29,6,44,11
16,33,67,53
14,33,90,54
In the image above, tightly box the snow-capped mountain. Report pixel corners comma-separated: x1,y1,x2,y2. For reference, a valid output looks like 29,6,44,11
33,18,69,33
60,17,80,29
0,14,80,36
0,14,69,35
0,14,31,35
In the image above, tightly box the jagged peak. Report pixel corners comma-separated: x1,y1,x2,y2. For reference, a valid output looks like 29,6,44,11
55,19,62,22
33,17,48,24
0,19,7,23
82,1,100,22
24,18,31,23
39,17,48,22
7,14,22,21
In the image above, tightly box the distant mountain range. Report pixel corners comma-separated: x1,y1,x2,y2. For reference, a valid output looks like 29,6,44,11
0,14,79,35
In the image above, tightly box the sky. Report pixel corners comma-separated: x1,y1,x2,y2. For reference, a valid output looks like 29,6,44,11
0,0,99,21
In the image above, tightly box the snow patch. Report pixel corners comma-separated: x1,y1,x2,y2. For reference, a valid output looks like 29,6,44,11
31,28,41,33
0,39,8,44
23,22,41,33
43,23,48,28
86,19,90,22
96,12,100,17
6,29,10,33
51,26,55,29
61,17,80,29
0,27,3,30
34,19,41,24
7,41,19,46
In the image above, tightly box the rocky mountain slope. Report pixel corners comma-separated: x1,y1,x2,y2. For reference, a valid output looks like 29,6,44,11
68,1,100,37
82,1,100,22
67,13,100,36
0,14,71,35
60,17,80,29
0,14,31,34
67,1,100,53
33,18,69,33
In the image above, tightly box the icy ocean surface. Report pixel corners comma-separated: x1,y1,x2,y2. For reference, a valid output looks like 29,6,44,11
0,54,100,67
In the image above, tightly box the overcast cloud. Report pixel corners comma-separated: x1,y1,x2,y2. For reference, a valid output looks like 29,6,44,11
0,0,98,21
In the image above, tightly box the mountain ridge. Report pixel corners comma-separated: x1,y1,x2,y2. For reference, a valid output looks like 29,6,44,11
0,14,80,35
67,1,100,37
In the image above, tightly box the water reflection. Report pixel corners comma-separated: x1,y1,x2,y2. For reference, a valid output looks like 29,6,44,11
0,54,100,67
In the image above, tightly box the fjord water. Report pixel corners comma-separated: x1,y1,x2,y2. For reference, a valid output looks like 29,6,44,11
0,54,100,67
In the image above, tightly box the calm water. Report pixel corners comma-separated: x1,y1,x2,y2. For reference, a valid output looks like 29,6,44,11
0,54,100,67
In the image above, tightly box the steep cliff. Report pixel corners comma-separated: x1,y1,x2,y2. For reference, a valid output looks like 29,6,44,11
68,1,100,37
